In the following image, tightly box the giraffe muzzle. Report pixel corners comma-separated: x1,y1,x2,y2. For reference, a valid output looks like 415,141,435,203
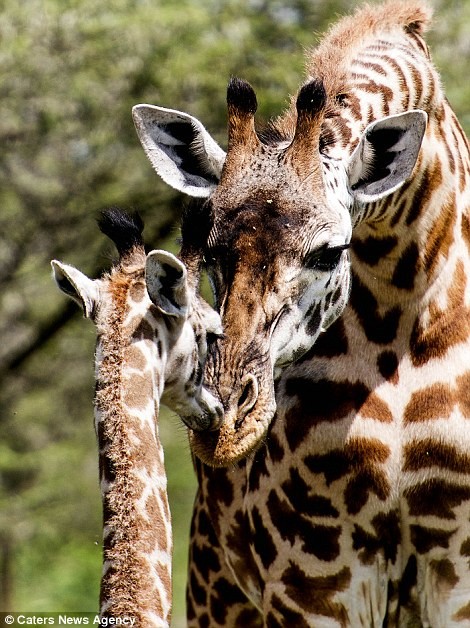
188,367,276,466
180,392,224,432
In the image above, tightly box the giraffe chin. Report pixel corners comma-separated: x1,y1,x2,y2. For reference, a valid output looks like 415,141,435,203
188,401,276,467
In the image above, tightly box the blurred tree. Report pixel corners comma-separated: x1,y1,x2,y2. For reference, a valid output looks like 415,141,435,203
0,0,467,624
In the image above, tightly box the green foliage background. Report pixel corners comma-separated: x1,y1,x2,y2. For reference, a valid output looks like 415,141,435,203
1,0,469,625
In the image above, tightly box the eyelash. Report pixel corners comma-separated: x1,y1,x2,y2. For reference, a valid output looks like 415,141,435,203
305,244,349,272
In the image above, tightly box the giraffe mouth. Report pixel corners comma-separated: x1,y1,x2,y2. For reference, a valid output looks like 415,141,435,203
179,394,224,432
188,379,277,467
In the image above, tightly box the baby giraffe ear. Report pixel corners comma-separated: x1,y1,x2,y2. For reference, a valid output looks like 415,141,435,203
145,250,189,318
51,260,99,319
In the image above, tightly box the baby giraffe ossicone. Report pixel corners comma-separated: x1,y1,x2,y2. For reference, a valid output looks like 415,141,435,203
52,209,222,627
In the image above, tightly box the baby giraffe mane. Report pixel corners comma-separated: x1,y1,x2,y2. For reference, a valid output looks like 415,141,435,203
94,209,147,428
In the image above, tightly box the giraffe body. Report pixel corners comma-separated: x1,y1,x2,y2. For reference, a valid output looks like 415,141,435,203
52,210,222,627
133,1,470,625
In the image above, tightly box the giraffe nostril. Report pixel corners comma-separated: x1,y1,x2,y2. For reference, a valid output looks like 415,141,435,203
237,374,258,415
208,401,224,431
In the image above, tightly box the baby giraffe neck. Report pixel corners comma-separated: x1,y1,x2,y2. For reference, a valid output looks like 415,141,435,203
95,278,172,627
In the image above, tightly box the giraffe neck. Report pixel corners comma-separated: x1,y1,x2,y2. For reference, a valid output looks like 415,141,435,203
95,274,172,627
352,100,470,311
314,19,470,339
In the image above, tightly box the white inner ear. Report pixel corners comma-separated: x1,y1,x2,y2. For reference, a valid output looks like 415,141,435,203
350,140,376,185
145,249,189,318
132,104,226,198
51,260,99,319
349,109,427,203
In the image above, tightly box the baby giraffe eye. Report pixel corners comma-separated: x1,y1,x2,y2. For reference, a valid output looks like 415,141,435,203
206,331,224,346
305,243,349,272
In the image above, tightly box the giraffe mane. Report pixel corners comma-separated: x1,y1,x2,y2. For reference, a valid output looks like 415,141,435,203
307,0,432,96
275,0,433,139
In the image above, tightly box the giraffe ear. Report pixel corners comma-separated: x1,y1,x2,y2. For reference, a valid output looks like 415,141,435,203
145,250,189,318
348,109,427,203
132,104,226,197
51,260,99,319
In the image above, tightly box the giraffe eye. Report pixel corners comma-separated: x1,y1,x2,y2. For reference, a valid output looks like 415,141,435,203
206,331,224,346
305,244,349,272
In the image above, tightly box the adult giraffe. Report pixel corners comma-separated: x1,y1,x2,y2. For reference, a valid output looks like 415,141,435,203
133,1,470,625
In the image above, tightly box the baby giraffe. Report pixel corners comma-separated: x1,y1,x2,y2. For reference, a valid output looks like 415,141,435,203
52,209,222,627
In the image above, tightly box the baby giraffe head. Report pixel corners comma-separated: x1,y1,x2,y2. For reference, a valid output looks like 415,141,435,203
144,247,224,430
51,208,223,429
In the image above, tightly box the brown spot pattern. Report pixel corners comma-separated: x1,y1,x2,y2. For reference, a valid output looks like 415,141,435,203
404,439,470,473
461,538,470,560
410,262,470,367
182,2,470,624
405,479,470,519
403,372,470,424
430,558,459,589
268,595,310,628
283,378,371,451
423,193,457,278
403,383,454,423
350,272,402,344
410,525,456,554
305,438,391,515
134,318,156,341
352,235,398,266
123,344,148,372
251,506,277,569
266,488,341,561
210,577,251,625
284,377,393,439
352,510,400,565
282,563,351,626
307,317,349,357
281,468,339,518
461,210,470,254
456,371,470,417
122,372,153,410
391,241,420,290
359,391,393,422
377,350,399,384
454,601,470,621
406,161,442,227
398,555,418,609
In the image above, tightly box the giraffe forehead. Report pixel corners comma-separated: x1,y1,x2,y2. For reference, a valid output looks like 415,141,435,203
205,147,352,253
208,191,338,262
217,146,325,202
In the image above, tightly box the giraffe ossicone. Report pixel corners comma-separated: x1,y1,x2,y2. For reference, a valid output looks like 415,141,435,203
133,0,470,624
52,208,223,626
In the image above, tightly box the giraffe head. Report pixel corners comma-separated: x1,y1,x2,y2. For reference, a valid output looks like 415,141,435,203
133,78,426,465
52,209,223,431
145,248,224,429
